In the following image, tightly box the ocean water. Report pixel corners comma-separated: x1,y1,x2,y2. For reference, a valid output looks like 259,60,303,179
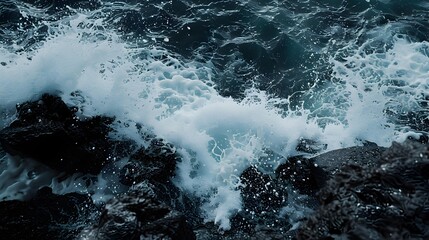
1,0,429,230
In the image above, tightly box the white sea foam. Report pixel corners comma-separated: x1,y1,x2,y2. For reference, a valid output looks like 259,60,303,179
0,10,428,229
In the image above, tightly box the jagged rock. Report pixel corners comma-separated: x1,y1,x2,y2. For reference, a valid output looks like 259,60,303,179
117,137,196,226
231,167,290,236
276,156,327,195
0,187,98,240
276,142,385,195
119,138,178,185
80,181,195,240
0,94,114,174
194,223,295,240
297,141,429,239
240,166,287,213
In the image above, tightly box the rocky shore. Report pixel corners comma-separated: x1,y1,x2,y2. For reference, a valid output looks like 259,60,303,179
0,94,428,239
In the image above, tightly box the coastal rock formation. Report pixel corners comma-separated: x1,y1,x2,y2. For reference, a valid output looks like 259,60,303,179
311,142,386,174
276,156,327,195
230,166,290,237
0,94,114,174
80,181,196,240
0,187,97,240
297,141,429,239
119,139,178,186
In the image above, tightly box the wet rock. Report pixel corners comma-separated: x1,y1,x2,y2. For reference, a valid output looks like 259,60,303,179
80,181,195,240
311,141,386,174
277,142,384,195
276,156,328,195
119,138,178,185
0,187,97,240
297,141,429,239
0,94,114,174
195,224,295,240
120,135,203,228
233,166,290,237
240,166,287,213
119,138,202,230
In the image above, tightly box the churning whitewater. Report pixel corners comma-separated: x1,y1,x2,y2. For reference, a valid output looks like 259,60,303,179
1,0,429,232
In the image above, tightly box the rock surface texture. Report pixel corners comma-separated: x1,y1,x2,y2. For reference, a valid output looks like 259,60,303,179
0,94,114,174
297,141,429,239
79,181,196,240
0,187,97,240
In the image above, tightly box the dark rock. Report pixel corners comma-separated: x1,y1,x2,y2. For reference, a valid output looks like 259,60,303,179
150,181,202,228
118,137,203,231
276,156,328,194
194,223,295,240
240,166,287,213
80,181,195,240
0,94,114,174
311,141,386,174
233,166,290,236
119,138,178,185
117,133,204,228
297,141,429,239
179,166,295,239
0,187,98,240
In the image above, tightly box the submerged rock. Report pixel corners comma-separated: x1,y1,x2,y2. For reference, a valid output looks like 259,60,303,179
0,187,97,240
80,181,195,240
297,141,429,239
0,94,114,174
